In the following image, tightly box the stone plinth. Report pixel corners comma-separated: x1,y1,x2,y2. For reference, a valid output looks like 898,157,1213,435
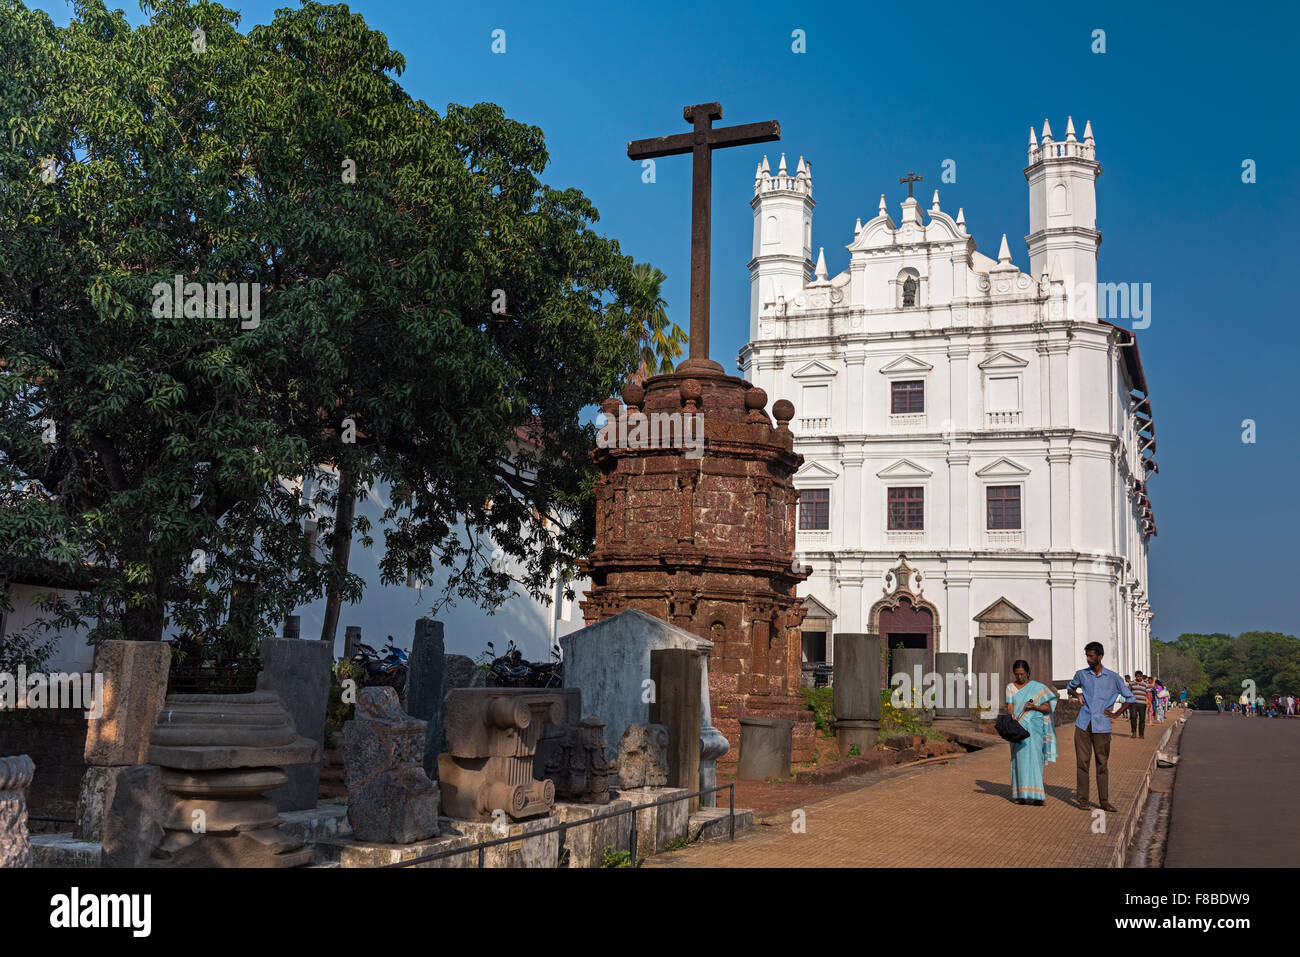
578,369,815,766
144,692,319,867
342,687,439,844
257,637,332,811
438,689,563,822
552,799,633,868
0,754,35,868
451,817,560,868
622,786,690,856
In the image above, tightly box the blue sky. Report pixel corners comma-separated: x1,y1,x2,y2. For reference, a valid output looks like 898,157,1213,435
31,0,1300,641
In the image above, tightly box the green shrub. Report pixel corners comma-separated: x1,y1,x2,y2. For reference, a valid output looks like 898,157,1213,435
802,686,835,735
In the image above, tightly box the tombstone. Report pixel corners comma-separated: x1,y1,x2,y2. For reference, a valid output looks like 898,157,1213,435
649,648,703,810
617,723,669,789
403,618,446,778
737,717,794,781
75,639,171,840
342,687,440,844
832,634,882,756
934,652,970,719
146,691,318,866
560,608,724,796
438,688,563,822
343,625,363,663
0,755,35,868
257,637,333,811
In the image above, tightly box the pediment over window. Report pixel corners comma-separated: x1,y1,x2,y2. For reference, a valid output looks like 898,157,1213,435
800,594,838,620
876,458,933,479
973,597,1033,623
975,457,1032,478
792,360,838,380
977,351,1030,370
795,459,840,480
879,354,933,375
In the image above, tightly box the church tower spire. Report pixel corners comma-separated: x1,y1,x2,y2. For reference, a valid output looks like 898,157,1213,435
749,151,815,337
1025,116,1101,319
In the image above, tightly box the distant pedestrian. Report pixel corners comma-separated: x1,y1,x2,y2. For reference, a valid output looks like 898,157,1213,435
1239,691,1250,715
1214,693,1224,713
1179,688,1187,708
1129,672,1151,738
1066,642,1135,812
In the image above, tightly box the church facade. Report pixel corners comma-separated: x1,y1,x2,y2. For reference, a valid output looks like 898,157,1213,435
738,118,1156,686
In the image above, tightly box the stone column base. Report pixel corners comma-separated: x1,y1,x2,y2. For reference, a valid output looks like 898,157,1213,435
834,719,880,757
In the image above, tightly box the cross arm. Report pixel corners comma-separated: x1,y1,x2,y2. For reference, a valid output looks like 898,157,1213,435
627,132,695,160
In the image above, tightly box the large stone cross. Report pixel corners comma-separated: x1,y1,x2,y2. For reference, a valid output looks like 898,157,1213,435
628,102,780,369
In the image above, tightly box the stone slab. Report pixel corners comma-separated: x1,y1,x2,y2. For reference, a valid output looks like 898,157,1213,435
75,763,128,841
83,640,171,766
687,806,754,842
257,638,333,812
449,817,560,868
559,609,712,775
99,764,167,868
32,834,102,868
552,799,632,868
403,619,446,779
330,833,475,868
277,803,352,845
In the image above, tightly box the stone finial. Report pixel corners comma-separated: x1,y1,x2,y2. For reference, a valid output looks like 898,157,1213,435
622,381,645,412
744,386,768,412
955,207,966,230
814,247,828,281
778,153,787,175
997,233,1012,264
796,156,806,177
1041,118,1053,141
600,397,622,418
930,189,940,212
878,193,887,217
1083,119,1094,143
678,377,702,412
760,155,770,174
1028,125,1038,148
772,399,795,428
1065,115,1077,142
854,217,862,234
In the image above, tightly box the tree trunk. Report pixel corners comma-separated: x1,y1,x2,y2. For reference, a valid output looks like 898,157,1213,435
319,461,359,648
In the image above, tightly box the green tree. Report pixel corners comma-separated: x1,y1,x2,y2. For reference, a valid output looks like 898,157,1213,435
623,263,686,383
0,0,652,657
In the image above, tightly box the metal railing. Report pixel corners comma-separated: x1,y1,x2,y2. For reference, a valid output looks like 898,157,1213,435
384,783,735,869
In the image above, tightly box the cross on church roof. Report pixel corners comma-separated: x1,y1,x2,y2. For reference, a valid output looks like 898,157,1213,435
899,172,923,198
628,102,780,372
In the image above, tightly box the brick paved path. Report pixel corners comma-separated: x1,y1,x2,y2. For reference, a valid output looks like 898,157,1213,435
647,721,1165,867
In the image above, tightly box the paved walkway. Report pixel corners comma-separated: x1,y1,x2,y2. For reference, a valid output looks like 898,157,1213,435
1165,711,1300,867
648,720,1166,867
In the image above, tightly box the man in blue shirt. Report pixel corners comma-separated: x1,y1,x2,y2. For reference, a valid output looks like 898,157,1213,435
1065,641,1136,812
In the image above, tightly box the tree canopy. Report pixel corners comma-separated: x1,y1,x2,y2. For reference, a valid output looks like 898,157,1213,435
1153,632,1300,702
0,0,650,653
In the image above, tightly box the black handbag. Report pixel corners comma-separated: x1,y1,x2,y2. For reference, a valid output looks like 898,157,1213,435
995,712,1030,743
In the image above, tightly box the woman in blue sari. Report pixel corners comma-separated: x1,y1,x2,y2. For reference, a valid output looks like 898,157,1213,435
1006,659,1057,806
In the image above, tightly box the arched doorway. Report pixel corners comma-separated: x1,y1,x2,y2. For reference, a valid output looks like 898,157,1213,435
869,557,941,686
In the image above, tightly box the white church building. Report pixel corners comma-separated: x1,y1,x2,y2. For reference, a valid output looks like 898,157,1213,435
739,118,1157,685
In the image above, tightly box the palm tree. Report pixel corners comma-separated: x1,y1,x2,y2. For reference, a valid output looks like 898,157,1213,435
625,263,687,384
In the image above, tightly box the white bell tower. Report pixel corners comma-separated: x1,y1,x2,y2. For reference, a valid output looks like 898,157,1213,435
1025,117,1101,319
749,153,814,338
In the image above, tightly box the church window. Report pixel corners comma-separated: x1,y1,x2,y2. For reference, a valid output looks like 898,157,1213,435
887,487,924,531
799,488,830,530
891,380,924,414
902,276,918,306
986,486,1022,530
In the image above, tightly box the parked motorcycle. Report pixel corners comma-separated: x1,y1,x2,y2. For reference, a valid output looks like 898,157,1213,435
484,640,563,688
350,636,409,689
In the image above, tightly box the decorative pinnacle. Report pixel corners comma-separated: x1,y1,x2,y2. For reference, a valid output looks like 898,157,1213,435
878,193,887,216
1028,125,1038,148
997,233,1012,264
778,153,788,174
854,217,862,234
931,189,940,212
1083,120,1094,143
796,156,806,176
1066,116,1077,142
955,207,965,229
1041,118,1053,141
814,246,828,281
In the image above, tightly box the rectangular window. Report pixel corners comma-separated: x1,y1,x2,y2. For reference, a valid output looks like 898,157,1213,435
802,384,829,417
887,487,924,530
986,485,1022,530
891,380,924,414
799,488,830,530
